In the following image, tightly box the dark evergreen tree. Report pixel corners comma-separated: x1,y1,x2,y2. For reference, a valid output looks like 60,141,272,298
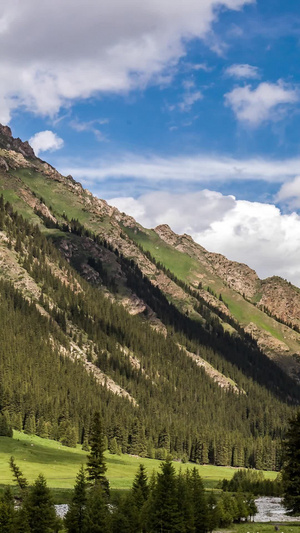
282,412,300,514
147,458,182,533
0,412,13,437
206,492,218,533
189,467,208,533
65,466,88,533
0,487,15,533
83,483,112,533
9,457,28,491
23,474,57,533
86,412,109,494
132,463,149,508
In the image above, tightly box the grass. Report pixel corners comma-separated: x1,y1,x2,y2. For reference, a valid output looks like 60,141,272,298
0,432,278,500
124,226,292,346
12,169,92,224
0,187,41,224
223,292,285,342
124,226,200,283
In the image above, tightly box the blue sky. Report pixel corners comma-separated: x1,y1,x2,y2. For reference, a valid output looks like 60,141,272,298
2,0,300,285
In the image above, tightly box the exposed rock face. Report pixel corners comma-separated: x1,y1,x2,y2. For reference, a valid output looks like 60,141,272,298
154,224,300,326
155,224,259,298
205,252,259,298
178,344,243,394
0,157,9,171
259,277,300,329
0,124,35,158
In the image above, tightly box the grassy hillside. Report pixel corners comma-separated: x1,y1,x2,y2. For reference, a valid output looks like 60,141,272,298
0,432,277,493
124,225,300,361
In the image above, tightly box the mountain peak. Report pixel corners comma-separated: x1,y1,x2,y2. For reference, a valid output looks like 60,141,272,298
0,123,35,158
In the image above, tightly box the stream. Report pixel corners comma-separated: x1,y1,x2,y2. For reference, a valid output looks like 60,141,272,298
254,497,300,522
55,497,300,522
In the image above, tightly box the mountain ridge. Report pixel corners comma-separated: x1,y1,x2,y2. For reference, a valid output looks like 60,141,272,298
0,124,299,469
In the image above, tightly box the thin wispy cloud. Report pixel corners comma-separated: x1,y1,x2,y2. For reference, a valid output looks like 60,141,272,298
225,63,260,79
178,90,203,112
70,118,109,141
59,153,300,184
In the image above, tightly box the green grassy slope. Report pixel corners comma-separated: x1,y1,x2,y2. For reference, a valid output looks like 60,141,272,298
0,432,277,492
124,226,300,353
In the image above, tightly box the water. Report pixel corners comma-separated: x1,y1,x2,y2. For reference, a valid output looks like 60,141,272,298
55,504,69,519
55,498,300,523
254,497,300,522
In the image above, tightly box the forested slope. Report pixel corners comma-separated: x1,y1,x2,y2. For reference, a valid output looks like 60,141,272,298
0,124,299,470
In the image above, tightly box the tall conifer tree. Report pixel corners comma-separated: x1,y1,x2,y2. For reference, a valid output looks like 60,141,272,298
86,412,109,494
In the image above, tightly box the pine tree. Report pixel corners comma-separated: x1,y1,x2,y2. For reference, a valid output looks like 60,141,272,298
86,412,109,494
0,487,15,533
206,492,218,533
132,463,149,507
130,464,149,532
65,466,88,533
0,412,13,437
112,492,138,533
189,467,208,533
24,414,36,435
147,458,182,533
23,474,57,533
9,457,28,491
109,437,118,454
282,412,300,514
83,483,112,533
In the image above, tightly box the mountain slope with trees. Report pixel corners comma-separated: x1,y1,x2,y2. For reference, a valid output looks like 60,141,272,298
0,124,299,470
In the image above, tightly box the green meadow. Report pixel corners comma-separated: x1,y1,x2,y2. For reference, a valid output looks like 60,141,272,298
0,432,279,504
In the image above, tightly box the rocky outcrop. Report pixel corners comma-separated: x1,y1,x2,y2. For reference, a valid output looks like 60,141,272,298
178,344,244,394
258,277,300,329
0,124,35,158
154,224,259,298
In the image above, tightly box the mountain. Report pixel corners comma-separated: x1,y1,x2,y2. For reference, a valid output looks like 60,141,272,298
0,123,299,470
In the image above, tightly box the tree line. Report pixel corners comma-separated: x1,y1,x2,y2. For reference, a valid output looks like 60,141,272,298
0,412,258,533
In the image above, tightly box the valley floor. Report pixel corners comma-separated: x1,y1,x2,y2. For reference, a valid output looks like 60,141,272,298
0,431,278,503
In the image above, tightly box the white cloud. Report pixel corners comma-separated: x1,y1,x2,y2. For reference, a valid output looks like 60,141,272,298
190,63,212,72
109,190,300,286
29,130,64,157
110,190,235,232
70,119,109,141
178,90,203,111
59,152,300,185
225,81,299,126
276,176,300,209
0,0,253,122
225,63,260,79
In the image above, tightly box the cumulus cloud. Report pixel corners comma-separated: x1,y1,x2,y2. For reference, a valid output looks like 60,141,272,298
60,152,300,185
0,0,253,122
225,81,299,126
29,130,64,157
110,190,235,232
276,176,300,209
109,190,300,286
225,63,260,79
